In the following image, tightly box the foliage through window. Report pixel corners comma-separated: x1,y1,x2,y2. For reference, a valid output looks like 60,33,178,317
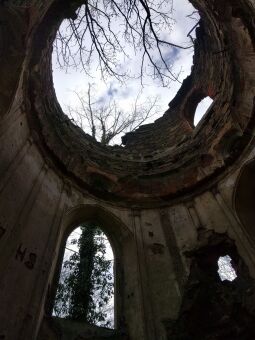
53,224,114,328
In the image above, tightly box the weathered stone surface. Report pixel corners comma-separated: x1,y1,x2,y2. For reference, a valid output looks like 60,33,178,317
165,234,255,340
0,0,255,339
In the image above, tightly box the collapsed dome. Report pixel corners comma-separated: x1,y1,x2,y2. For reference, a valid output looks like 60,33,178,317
26,0,255,206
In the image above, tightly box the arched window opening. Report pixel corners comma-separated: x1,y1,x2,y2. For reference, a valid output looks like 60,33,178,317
217,255,237,282
194,96,213,126
52,223,114,329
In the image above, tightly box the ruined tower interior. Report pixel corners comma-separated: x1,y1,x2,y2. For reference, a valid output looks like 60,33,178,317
0,0,255,339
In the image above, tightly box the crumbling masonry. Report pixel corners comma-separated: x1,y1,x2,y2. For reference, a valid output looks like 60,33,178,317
0,0,255,339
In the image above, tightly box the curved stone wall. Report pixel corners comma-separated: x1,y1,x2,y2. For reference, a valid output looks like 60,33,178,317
0,1,255,340
20,0,255,204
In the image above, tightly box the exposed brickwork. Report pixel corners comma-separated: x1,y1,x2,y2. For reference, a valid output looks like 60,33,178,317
19,0,255,204
0,1,255,339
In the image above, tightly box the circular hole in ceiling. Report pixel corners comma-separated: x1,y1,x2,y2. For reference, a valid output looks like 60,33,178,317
52,0,200,145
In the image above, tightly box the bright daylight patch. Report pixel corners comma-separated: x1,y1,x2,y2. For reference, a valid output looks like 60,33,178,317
52,0,200,145
194,96,213,126
217,255,237,282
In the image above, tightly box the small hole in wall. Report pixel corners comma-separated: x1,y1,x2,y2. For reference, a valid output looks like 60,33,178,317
217,255,237,282
194,96,213,126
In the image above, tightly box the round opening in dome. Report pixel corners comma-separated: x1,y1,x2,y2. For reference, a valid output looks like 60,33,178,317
52,0,199,145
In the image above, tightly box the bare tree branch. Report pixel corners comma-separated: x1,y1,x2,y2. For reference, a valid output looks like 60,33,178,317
54,0,195,87
65,84,160,145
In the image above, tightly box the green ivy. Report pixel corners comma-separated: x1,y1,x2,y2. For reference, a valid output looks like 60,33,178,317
53,224,114,327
